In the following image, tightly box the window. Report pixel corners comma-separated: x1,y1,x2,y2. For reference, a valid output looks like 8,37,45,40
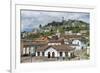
42,52,44,56
77,42,79,45
65,52,68,56
60,52,62,57
52,52,55,58
37,52,40,56
48,52,50,58
71,52,74,57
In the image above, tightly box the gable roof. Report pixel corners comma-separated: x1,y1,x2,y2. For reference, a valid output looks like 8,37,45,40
36,45,74,52
64,35,82,39
48,38,64,44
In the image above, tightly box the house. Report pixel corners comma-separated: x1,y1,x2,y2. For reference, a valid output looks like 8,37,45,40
71,39,86,50
64,35,86,50
56,29,61,38
76,33,81,35
63,35,81,44
48,40,61,45
35,36,49,42
35,45,75,58
21,32,28,38
64,39,71,45
21,39,75,59
21,41,37,56
63,35,82,40
65,31,73,35
80,30,87,34
21,33,87,59
34,36,75,58
21,40,48,56
48,36,64,45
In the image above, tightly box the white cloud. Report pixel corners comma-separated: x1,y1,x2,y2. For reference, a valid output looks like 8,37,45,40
21,10,89,32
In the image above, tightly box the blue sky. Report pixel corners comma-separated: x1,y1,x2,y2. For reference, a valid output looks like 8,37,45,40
21,10,90,32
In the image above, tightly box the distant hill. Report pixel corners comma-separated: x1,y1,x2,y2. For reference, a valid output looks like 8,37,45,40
43,19,89,28
40,20,89,33
22,20,89,40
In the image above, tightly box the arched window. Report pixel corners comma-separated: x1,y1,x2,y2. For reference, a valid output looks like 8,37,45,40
42,52,44,56
48,52,50,58
37,52,40,56
60,52,62,57
65,52,68,56
52,52,55,58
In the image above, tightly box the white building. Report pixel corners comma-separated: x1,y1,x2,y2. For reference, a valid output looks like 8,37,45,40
56,29,61,38
71,39,86,50
36,45,75,58
48,40,62,45
21,45,36,56
65,31,73,35
64,36,86,50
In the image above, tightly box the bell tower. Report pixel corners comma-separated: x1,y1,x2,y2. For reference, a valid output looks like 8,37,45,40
56,29,60,38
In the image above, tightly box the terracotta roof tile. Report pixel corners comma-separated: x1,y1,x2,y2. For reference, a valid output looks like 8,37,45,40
36,45,74,52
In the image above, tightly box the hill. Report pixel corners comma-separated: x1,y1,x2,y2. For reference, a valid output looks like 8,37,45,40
40,19,89,33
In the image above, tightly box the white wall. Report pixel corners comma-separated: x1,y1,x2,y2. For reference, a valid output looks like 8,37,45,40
30,46,35,54
48,43,61,45
45,47,58,57
22,48,26,55
72,40,81,45
72,40,86,50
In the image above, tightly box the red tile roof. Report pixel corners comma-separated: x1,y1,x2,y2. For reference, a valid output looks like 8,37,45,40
63,35,82,39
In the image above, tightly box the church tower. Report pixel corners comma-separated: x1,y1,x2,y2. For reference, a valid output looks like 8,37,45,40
56,29,61,38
